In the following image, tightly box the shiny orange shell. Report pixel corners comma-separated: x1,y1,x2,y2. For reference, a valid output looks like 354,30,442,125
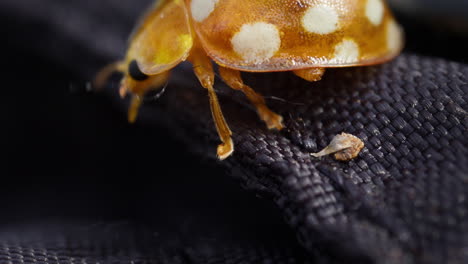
125,0,193,76
99,0,404,160
186,0,404,72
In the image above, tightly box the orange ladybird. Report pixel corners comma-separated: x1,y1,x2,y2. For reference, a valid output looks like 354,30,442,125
95,0,404,160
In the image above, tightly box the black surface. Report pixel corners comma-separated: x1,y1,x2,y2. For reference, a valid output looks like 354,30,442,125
1,0,468,263
1,8,309,264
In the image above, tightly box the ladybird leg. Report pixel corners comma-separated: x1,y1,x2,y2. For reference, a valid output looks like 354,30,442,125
93,61,126,90
293,68,326,82
189,48,233,160
125,71,171,123
218,67,284,131
128,95,143,123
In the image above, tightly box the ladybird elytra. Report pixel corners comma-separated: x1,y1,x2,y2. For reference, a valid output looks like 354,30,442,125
94,0,403,160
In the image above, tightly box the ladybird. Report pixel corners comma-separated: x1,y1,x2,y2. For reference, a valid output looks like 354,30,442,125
95,0,403,160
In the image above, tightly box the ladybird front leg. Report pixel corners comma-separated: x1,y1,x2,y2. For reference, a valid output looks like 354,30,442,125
127,94,143,124
293,68,326,82
188,46,233,160
218,67,284,131
123,70,171,123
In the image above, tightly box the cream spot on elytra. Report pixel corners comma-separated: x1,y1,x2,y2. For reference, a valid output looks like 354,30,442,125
386,19,402,52
191,0,219,22
333,39,360,64
301,5,339,34
366,0,384,26
231,22,281,64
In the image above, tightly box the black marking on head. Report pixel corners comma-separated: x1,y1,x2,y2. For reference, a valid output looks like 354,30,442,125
128,60,149,81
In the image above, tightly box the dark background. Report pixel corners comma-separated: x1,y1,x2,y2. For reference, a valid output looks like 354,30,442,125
0,0,306,257
0,0,467,262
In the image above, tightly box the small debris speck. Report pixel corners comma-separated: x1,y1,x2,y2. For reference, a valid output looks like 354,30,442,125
311,132,364,161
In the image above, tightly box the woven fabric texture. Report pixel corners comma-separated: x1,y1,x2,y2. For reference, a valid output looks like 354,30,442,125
141,55,468,264
1,0,467,263
0,222,312,264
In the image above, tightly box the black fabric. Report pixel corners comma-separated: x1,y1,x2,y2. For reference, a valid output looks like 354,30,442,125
150,55,468,264
2,0,467,264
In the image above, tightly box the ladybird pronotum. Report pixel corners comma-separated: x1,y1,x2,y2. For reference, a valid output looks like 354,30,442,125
95,0,403,160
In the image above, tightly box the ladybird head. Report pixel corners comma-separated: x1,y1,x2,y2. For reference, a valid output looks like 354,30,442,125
119,0,191,100
94,0,191,123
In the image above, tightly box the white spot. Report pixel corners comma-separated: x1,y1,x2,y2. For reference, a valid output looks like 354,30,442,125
333,39,360,63
231,22,281,64
301,5,339,34
190,0,219,22
366,0,384,26
386,19,402,51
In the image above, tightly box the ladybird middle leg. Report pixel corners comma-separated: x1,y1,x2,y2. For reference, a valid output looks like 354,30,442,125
293,68,326,82
218,66,284,130
189,44,233,160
